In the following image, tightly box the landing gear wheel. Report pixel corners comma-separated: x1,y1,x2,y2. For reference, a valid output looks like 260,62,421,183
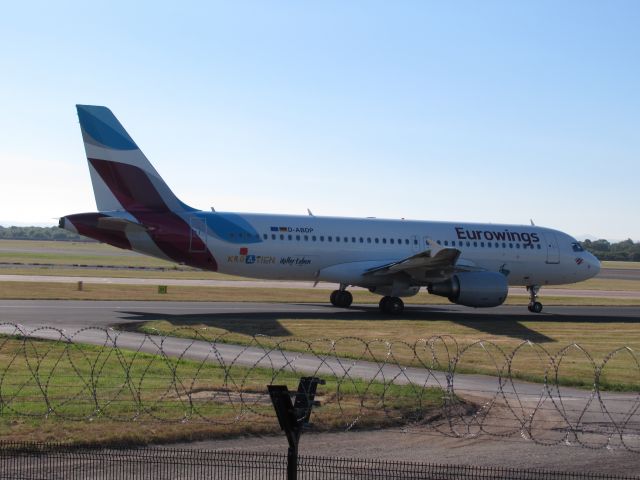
330,290,352,308
529,301,543,314
379,296,404,314
330,290,339,306
526,285,542,314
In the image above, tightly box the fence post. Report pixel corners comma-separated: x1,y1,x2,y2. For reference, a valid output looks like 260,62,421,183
268,377,324,480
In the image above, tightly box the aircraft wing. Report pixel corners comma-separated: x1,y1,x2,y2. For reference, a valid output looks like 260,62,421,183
363,239,481,282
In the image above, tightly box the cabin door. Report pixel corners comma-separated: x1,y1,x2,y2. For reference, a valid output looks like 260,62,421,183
543,232,560,264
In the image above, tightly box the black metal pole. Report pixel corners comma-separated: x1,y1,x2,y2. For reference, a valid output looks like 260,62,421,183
268,377,324,480
287,444,298,480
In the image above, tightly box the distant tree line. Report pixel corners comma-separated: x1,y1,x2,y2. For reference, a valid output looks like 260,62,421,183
581,239,640,262
0,226,91,242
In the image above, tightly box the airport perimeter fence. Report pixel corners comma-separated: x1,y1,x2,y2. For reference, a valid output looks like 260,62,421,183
1,443,639,480
1,322,640,453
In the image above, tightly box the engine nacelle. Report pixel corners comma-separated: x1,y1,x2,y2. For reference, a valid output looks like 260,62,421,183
428,272,508,308
368,285,420,298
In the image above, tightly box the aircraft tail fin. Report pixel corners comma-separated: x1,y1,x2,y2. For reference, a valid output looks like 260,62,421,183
76,105,195,214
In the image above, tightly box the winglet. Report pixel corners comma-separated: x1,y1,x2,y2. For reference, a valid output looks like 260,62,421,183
426,237,444,256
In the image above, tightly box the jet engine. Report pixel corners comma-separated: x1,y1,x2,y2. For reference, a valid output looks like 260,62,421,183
427,272,508,308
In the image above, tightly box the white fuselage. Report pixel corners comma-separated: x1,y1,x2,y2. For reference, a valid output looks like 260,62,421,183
183,212,599,288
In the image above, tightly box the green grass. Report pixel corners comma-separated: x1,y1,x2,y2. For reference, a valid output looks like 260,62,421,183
546,277,640,292
134,314,640,392
1,281,639,306
0,267,244,280
602,260,640,270
0,239,187,269
0,336,443,446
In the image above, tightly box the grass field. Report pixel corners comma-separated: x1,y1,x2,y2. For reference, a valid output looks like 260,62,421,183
0,336,443,445
133,312,640,392
1,281,639,306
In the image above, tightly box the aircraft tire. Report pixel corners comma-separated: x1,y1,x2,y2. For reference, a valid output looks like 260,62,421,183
331,290,352,308
336,290,353,308
379,296,404,314
530,301,543,313
330,290,339,306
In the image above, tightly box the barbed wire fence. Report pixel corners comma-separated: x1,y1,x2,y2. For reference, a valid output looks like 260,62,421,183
0,322,639,453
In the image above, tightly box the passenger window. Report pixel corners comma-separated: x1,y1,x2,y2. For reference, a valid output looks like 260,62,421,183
271,234,276,240
473,241,477,247
312,236,317,241
296,235,300,241
437,240,441,245
336,236,340,242
516,243,520,249
359,237,364,243
367,238,372,243
352,237,356,243
390,239,395,244
502,243,506,248
537,244,541,249
466,241,470,247
444,240,449,246
480,242,484,247
263,234,267,240
382,238,387,244
320,236,324,241
328,236,332,242
344,237,348,242
375,238,379,244
509,243,513,248
280,234,284,240
304,235,309,241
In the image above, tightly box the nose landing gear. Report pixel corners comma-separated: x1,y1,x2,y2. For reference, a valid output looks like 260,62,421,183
527,285,543,313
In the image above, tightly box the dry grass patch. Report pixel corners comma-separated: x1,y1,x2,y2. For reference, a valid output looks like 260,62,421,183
1,281,640,306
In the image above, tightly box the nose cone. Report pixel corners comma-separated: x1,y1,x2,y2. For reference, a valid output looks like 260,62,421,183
586,253,601,279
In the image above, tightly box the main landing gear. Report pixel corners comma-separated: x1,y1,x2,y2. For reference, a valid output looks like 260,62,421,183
330,287,353,308
527,285,543,313
379,296,404,314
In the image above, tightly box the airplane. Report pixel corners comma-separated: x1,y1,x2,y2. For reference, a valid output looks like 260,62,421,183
59,105,601,314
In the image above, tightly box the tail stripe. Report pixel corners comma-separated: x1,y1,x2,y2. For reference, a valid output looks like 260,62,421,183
89,158,170,213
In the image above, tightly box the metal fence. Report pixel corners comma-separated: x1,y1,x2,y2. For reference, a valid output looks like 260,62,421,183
2,323,640,452
1,443,638,480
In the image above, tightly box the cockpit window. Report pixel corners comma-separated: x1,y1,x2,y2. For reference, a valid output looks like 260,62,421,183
571,242,584,252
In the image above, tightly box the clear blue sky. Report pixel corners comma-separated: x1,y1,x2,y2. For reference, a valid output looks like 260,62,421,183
1,1,638,240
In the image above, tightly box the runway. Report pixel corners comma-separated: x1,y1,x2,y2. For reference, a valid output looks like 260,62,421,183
1,274,639,299
2,299,640,329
